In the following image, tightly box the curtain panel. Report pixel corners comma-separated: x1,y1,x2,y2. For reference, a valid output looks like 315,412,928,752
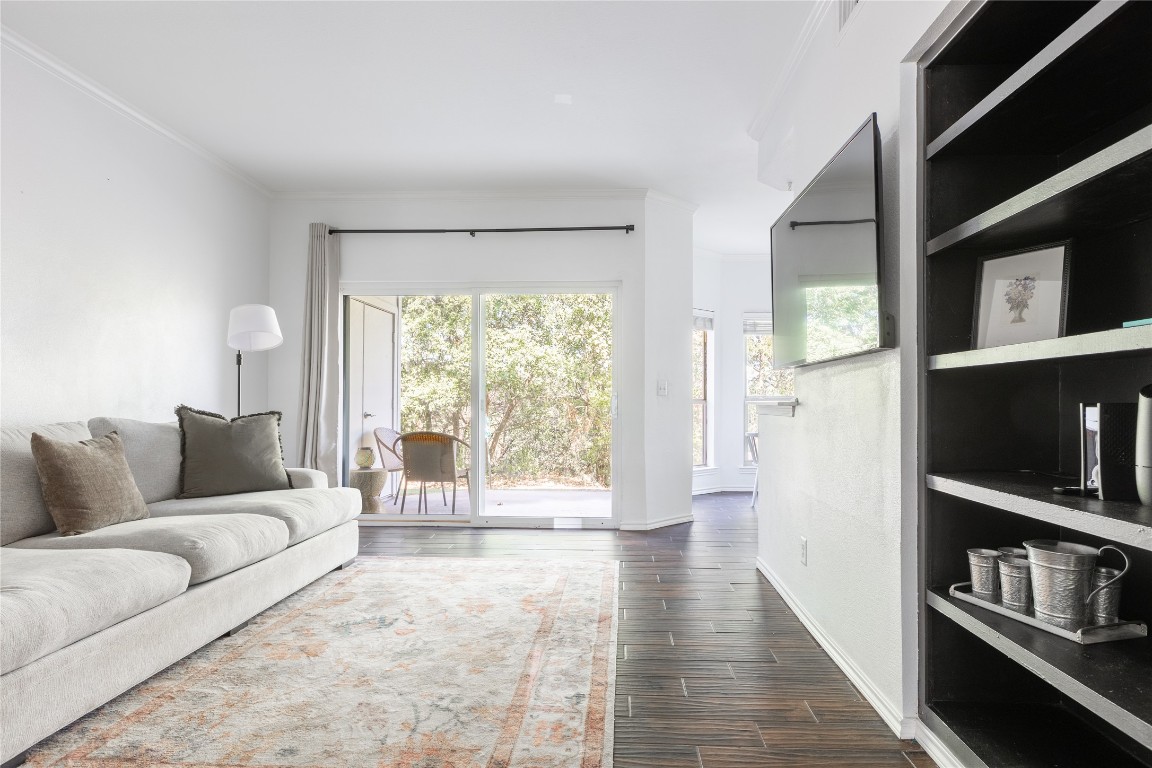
297,223,341,484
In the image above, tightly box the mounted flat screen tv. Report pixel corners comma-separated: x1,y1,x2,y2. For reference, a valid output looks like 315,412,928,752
770,113,893,367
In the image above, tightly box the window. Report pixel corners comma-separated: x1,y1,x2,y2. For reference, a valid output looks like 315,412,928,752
744,313,794,463
692,313,714,467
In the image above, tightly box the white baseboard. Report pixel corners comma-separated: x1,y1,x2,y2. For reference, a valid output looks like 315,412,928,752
755,557,917,740
691,485,754,496
620,513,694,531
912,719,969,768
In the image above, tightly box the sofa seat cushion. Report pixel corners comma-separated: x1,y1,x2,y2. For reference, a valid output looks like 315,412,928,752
0,547,191,674
6,514,288,585
147,488,359,546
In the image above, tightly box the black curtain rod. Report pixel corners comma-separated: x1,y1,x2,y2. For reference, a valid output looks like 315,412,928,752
789,218,876,230
328,225,634,237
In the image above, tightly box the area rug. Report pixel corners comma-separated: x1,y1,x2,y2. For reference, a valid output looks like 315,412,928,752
26,557,618,768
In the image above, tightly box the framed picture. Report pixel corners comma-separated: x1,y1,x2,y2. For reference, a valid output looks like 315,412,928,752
972,242,1070,349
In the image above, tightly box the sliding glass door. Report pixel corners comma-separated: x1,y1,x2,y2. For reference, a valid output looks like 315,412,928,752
345,286,615,524
482,293,613,520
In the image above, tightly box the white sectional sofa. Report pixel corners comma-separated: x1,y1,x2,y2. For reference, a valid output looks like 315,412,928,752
0,418,360,766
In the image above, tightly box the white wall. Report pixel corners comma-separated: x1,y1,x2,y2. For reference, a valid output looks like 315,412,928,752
692,250,774,494
1,45,272,426
750,0,949,739
267,192,694,529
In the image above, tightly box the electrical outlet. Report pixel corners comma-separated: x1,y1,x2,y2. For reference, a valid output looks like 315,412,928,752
800,536,808,566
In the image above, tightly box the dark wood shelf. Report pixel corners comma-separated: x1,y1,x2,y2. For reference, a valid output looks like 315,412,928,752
928,700,1150,768
927,1,1152,160
928,326,1152,371
928,587,1152,751
927,472,1152,551
927,127,1152,254
921,4,1152,764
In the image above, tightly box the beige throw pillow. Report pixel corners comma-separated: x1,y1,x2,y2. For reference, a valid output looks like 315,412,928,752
30,431,149,536
176,405,291,498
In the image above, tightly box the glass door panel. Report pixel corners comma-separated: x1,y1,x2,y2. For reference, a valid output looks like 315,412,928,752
393,294,473,516
482,293,613,519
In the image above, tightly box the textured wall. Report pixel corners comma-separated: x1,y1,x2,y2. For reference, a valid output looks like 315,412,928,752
752,0,950,736
1,47,272,426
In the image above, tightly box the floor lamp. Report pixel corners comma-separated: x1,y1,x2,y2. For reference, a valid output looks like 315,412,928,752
227,304,283,418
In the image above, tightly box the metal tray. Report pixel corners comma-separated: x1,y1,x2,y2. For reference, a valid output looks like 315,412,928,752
949,582,1148,645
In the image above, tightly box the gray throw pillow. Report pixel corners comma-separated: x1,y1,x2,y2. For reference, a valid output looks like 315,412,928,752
176,405,292,498
29,431,149,536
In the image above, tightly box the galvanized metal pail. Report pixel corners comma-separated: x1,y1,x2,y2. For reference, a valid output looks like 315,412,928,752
967,548,1002,602
997,555,1032,613
1023,540,1129,631
1089,566,1125,625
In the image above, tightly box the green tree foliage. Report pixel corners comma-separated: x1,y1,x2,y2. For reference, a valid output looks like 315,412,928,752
399,294,613,489
745,334,795,398
804,285,879,361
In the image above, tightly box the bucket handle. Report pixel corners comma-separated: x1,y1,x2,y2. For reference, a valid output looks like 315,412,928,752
1085,545,1130,605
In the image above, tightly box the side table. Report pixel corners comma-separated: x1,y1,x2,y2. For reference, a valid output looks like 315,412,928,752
348,468,387,513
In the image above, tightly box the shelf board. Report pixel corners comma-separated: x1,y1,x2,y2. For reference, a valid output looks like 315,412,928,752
926,127,1152,255
928,587,1152,751
927,472,1152,551
928,326,1152,370
927,699,1151,768
926,1,1141,160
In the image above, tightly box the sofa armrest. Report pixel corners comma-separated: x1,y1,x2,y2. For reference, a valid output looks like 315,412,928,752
286,468,328,489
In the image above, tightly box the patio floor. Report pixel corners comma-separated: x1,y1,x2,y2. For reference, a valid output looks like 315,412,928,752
362,484,611,519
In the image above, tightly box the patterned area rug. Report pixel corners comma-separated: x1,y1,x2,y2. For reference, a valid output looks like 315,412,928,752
27,557,618,768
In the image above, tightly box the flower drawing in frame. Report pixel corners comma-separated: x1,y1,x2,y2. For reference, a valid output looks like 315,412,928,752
973,243,1069,350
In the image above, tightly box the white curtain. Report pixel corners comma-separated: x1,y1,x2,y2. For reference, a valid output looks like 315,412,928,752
297,223,341,484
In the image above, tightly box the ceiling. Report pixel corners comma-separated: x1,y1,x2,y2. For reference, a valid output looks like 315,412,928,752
1,1,815,254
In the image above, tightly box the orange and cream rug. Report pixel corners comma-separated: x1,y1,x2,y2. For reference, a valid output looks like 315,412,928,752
26,557,618,768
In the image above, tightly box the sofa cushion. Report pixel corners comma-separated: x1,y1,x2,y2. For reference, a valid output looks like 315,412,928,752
88,418,182,503
149,488,359,546
0,547,191,674
176,406,291,497
1,422,91,546
6,514,288,585
30,432,149,536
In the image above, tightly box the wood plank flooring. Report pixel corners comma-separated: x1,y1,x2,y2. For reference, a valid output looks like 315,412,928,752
357,492,934,767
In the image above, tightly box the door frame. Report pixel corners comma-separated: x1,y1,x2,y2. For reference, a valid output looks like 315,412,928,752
340,280,621,529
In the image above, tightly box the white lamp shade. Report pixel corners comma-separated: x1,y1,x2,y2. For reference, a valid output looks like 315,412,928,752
227,304,283,351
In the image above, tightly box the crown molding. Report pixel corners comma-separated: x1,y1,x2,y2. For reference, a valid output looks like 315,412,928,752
1,26,272,197
747,0,834,142
272,188,654,203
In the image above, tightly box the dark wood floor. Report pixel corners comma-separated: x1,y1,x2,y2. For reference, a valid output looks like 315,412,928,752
357,492,934,767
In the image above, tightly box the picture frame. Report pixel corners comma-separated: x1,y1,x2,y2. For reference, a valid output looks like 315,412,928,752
972,242,1070,350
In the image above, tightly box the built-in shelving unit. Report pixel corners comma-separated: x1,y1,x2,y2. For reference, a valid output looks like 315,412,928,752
919,2,1152,766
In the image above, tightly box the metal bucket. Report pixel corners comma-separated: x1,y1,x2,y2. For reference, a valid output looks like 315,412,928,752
967,548,1001,602
1089,566,1125,625
998,555,1032,613
1024,540,1129,630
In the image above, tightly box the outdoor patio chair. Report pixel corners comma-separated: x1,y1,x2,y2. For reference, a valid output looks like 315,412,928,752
373,427,405,501
392,431,470,514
